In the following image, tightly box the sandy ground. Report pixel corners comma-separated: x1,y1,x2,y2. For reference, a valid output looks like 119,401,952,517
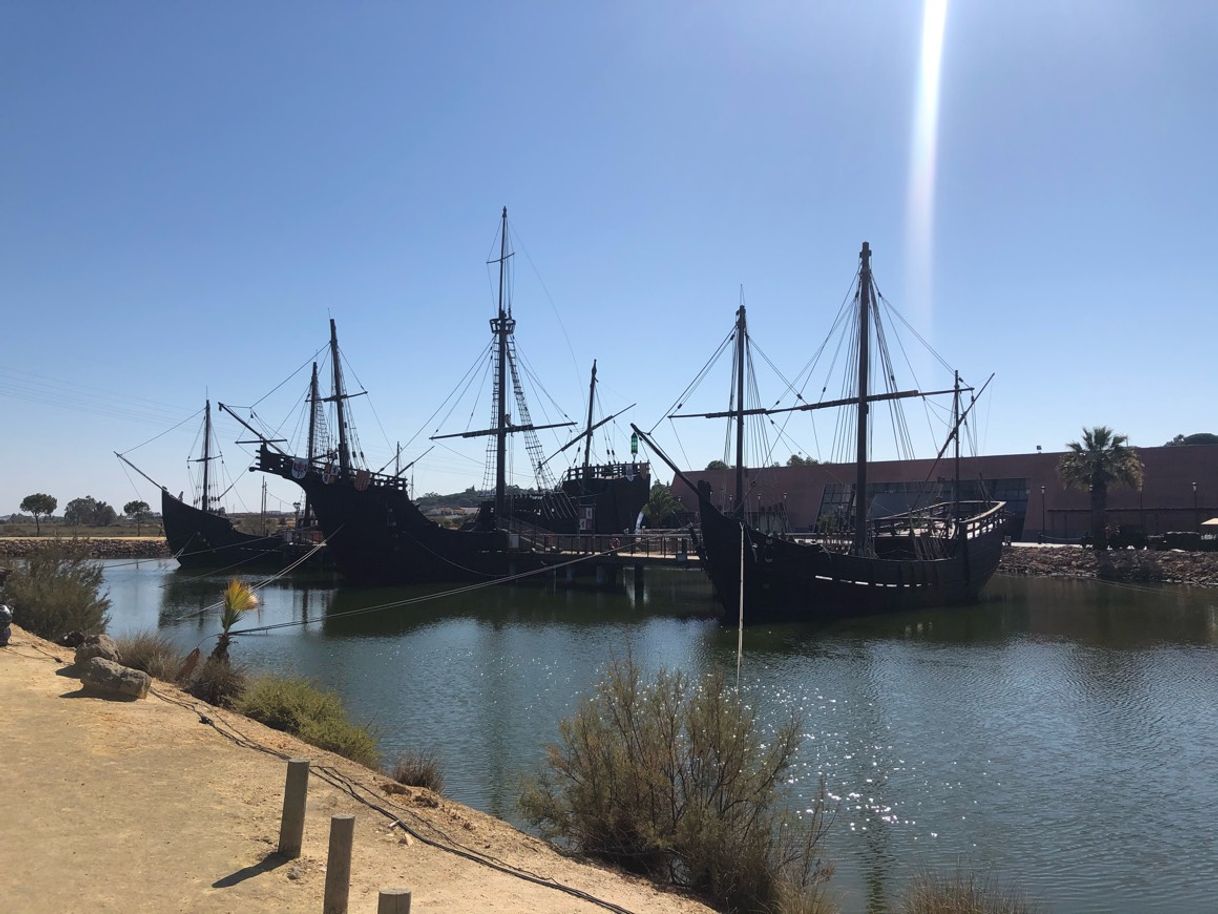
1,625,714,914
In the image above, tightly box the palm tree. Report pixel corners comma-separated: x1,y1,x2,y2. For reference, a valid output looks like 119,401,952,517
210,578,258,663
1058,426,1144,548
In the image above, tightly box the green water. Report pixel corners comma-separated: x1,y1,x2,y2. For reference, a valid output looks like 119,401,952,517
101,560,1218,913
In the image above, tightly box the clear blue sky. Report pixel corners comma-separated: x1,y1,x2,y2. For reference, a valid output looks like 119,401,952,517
3,1,1216,515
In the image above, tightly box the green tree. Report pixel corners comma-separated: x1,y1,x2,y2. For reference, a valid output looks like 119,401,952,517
123,500,151,536
644,482,685,528
64,496,118,530
705,459,729,471
787,454,819,467
19,493,57,535
1058,426,1144,548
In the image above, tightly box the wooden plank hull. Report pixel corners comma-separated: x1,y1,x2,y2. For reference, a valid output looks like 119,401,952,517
160,490,287,571
696,492,1008,624
257,450,615,586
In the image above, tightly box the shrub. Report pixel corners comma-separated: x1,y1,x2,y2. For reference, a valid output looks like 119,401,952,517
390,750,445,794
2,541,110,639
188,657,249,708
115,630,180,680
520,659,835,914
901,871,1039,914
237,676,379,769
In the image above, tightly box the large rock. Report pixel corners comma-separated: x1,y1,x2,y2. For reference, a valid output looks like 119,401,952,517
74,634,120,666
80,657,150,700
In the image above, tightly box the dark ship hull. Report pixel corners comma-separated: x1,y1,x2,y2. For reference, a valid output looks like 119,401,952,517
694,486,1008,624
258,450,644,585
161,490,291,570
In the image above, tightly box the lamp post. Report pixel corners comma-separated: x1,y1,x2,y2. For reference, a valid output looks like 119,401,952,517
1040,484,1046,540
1193,481,1199,531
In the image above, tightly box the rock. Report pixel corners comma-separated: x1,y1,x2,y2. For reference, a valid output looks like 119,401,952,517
75,634,121,666
80,657,150,700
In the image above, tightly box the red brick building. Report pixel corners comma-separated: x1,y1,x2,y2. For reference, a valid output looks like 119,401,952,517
673,444,1218,541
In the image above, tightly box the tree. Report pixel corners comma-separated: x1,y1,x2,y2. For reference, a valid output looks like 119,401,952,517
1165,432,1218,447
19,493,57,535
787,454,819,467
64,496,118,530
644,482,685,528
705,459,729,471
1058,426,1144,549
124,500,151,536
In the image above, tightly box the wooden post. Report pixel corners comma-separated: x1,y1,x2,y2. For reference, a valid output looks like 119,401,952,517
377,889,412,913
323,815,355,914
277,758,309,858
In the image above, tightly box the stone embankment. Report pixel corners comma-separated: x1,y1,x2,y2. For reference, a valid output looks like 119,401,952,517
0,536,170,559
1000,544,1218,586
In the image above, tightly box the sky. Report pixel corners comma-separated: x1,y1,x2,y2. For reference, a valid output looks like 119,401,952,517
3,1,1217,516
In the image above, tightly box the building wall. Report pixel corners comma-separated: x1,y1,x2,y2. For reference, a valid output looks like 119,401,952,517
672,445,1218,540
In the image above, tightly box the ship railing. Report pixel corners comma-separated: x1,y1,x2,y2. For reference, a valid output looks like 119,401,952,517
520,530,695,561
256,450,411,493
561,462,650,484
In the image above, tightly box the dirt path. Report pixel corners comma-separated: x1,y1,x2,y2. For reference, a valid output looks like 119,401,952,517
1,626,713,914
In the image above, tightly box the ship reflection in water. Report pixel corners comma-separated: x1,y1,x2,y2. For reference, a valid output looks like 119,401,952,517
101,560,1218,914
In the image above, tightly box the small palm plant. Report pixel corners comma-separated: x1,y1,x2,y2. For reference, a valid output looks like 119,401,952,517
210,578,258,663
1058,426,1144,549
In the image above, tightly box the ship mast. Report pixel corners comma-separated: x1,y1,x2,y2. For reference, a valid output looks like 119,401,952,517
201,398,213,512
582,360,597,475
304,361,320,522
953,369,961,525
328,319,351,477
734,303,747,516
492,206,514,522
854,242,872,553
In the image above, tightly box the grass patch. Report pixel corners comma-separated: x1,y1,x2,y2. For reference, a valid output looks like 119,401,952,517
901,871,1040,914
1,541,110,639
236,676,379,769
114,630,181,680
389,750,445,794
520,659,836,914
187,658,249,708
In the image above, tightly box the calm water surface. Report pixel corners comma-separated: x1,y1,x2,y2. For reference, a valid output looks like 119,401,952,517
101,560,1218,913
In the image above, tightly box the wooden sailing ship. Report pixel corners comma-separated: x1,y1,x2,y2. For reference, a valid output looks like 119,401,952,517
634,241,1009,624
243,209,649,586
116,400,309,570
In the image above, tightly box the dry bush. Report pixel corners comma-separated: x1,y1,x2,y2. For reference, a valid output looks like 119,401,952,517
188,657,249,708
520,659,836,914
2,541,110,639
389,750,445,794
114,630,180,680
237,676,379,769
901,871,1039,914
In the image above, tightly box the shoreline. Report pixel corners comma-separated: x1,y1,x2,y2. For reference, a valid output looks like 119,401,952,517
999,543,1218,587
6,535,1218,589
0,535,171,558
0,624,713,914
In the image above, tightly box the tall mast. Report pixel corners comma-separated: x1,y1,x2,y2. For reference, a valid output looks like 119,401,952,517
582,360,598,474
304,361,320,522
493,206,512,522
201,399,213,513
953,369,961,525
329,319,351,476
854,242,872,553
734,303,747,515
